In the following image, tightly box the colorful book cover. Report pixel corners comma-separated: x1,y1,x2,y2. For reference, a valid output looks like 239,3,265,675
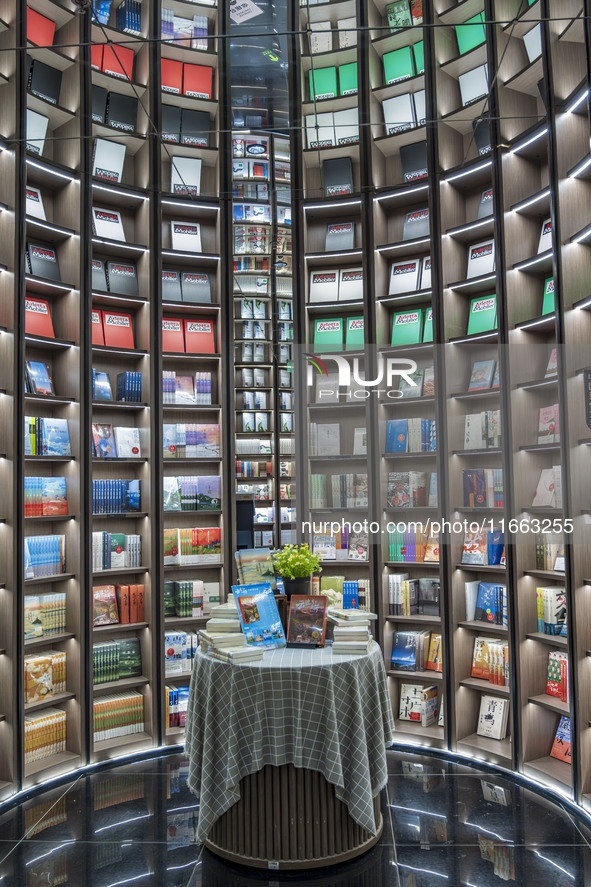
93,586,119,625
92,423,117,459
391,630,418,671
286,595,328,645
461,531,488,565
386,419,409,453
550,715,571,763
463,469,487,507
467,295,497,336
232,582,286,648
42,477,67,516
468,360,495,391
474,583,501,624
41,419,71,457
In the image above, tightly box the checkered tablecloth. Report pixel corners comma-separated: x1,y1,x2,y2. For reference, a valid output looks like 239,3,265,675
185,641,395,842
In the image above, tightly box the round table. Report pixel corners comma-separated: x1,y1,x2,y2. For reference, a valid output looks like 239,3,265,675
185,641,394,869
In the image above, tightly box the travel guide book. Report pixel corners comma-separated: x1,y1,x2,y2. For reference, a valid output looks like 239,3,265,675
286,595,329,646
232,582,286,648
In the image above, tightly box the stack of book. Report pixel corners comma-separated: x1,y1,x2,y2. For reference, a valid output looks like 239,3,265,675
471,636,509,686
92,638,142,685
477,696,510,741
328,608,376,655
162,423,220,458
25,709,66,763
387,525,439,563
163,476,221,511
25,417,71,457
536,587,567,636
465,581,507,626
164,580,204,619
546,651,569,703
385,418,436,453
398,683,439,728
91,533,141,572
24,535,66,579
92,692,144,742
92,479,141,514
391,630,442,672
200,600,265,663
24,651,66,703
24,593,66,638
388,575,440,616
25,477,67,517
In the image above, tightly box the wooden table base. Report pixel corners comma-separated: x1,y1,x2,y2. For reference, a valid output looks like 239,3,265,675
204,764,383,870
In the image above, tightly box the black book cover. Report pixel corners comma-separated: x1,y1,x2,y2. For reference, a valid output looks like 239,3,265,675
181,271,211,303
92,258,108,292
28,58,62,106
162,105,182,144
162,269,182,302
105,92,138,133
107,261,139,296
400,141,428,183
181,109,210,147
27,242,61,281
92,86,108,124
322,158,353,197
472,115,491,156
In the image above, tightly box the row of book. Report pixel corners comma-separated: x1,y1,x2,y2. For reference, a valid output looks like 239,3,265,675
309,424,367,457
163,269,212,303
25,417,71,457
93,638,142,685
309,473,368,509
163,527,221,564
91,533,142,572
464,411,502,450
25,477,67,517
166,685,190,729
163,423,220,458
465,582,508,626
92,424,142,459
311,528,368,561
162,371,213,405
471,636,510,686
461,530,505,566
254,506,296,525
242,369,292,392
92,479,141,514
307,16,357,54
161,8,208,49
391,630,442,673
309,63,358,100
312,316,365,351
236,481,273,500
91,88,138,133
388,256,431,295
463,469,504,508
93,370,143,404
25,708,66,764
24,535,66,579
235,437,272,455
388,575,440,616
546,651,569,703
310,308,437,349
385,418,437,453
239,342,292,364
161,59,213,100
235,461,272,478
165,631,199,675
93,692,144,742
387,527,439,563
164,580,205,619
535,534,565,572
305,111,360,151
24,651,66,703
25,593,66,639
162,317,216,354
93,584,145,626
387,471,437,508
91,310,136,350
382,90,425,137
163,475,221,511
398,683,440,728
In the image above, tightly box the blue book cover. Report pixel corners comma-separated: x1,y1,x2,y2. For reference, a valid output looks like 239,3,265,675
126,479,141,512
27,360,54,395
385,419,408,453
474,582,501,624
487,530,504,565
41,418,71,456
232,582,286,648
93,370,113,401
391,630,418,671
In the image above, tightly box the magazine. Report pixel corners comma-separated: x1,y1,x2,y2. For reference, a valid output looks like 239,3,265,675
232,582,286,648
286,595,328,646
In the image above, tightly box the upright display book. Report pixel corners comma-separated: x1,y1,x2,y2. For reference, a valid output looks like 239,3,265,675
400,141,428,183
458,64,488,106
92,424,117,458
26,109,48,155
171,221,202,252
391,309,423,345
466,295,496,336
91,310,104,345
382,94,415,135
542,278,555,315
309,20,332,54
92,138,126,184
478,187,493,218
386,1,412,32
183,63,213,100
92,259,108,292
102,311,134,349
473,115,491,155
403,208,429,240
477,695,509,740
468,360,496,390
309,271,339,304
325,222,354,252
383,46,414,85
455,12,486,55
309,66,338,101
538,218,552,253
389,258,421,294
466,239,495,279
181,108,210,147
25,186,46,220
523,24,542,62
314,318,343,351
338,62,358,96
162,270,182,302
24,298,55,338
413,90,426,126
420,256,431,289
91,85,108,124
333,108,359,146
162,318,185,352
345,317,364,349
92,207,126,241
232,583,286,648
170,156,202,197
107,262,138,296
339,268,363,301
181,271,211,303
105,93,138,132
27,244,61,281
26,361,54,395
305,112,336,149
183,318,215,353
323,158,354,197
286,595,328,646
550,715,571,763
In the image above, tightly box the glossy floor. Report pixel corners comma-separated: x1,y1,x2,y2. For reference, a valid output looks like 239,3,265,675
1,749,590,886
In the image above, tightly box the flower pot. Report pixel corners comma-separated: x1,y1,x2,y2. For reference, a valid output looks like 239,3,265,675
282,577,311,598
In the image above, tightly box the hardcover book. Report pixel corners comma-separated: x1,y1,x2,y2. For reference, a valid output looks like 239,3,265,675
314,318,343,351
468,360,495,390
25,186,46,220
27,244,61,281
477,695,509,740
550,715,571,763
28,58,62,105
162,318,185,352
388,258,421,295
91,310,104,346
26,361,54,395
24,298,55,338
183,63,213,99
458,63,489,106
91,85,108,124
162,104,182,143
181,271,212,303
171,220,202,252
113,427,141,458
92,207,126,241
309,271,339,304
323,157,354,197
92,138,126,184
92,424,117,458
183,318,215,353
466,239,495,279
383,45,414,85
181,108,210,147
338,267,363,301
400,141,428,183
105,92,138,132
382,93,415,135
403,207,429,240
92,259,108,292
26,109,48,156
325,221,354,252
333,108,359,146
477,187,494,218
455,12,486,55
286,595,328,645
467,295,497,336
309,66,338,101
162,270,182,302
391,309,423,345
542,277,555,315
170,156,202,197
107,261,138,296
102,311,134,349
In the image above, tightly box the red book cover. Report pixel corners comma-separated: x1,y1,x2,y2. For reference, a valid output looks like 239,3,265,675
182,63,213,99
129,585,138,623
183,318,215,354
91,44,104,71
25,298,55,338
92,309,104,346
161,58,183,94
102,44,134,81
135,584,145,622
102,311,134,349
115,585,130,624
162,317,185,352
27,8,56,47
550,716,572,763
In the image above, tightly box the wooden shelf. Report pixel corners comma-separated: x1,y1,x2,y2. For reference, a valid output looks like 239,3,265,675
524,570,565,580
93,676,150,694
388,669,443,682
526,633,568,648
25,573,75,585
528,694,570,715
93,731,153,752
92,566,149,578
25,632,75,648
457,734,512,765
25,751,80,778
454,564,506,573
25,691,75,712
393,719,444,742
93,622,148,634
459,678,510,697
524,756,573,790
386,615,441,625
458,621,508,634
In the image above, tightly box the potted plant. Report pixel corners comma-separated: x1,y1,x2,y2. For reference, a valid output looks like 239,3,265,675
272,543,322,598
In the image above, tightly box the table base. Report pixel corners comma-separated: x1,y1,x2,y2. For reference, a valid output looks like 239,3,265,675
204,764,383,870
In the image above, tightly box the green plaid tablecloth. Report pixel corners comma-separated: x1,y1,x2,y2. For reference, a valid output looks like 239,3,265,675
185,641,395,843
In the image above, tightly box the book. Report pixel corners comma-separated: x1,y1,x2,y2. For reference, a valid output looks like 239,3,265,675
338,62,357,96
183,63,213,100
458,64,489,106
92,138,126,184
391,309,423,345
477,695,509,740
345,316,364,349
400,141,428,183
26,109,48,156
309,271,339,304
550,716,571,763
456,12,486,55
468,360,496,391
162,318,184,352
538,217,553,252
27,244,61,281
92,259,108,292
107,261,138,296
183,318,215,353
542,277,555,315
92,423,118,459
170,156,202,197
26,361,54,396
383,46,414,85
389,258,421,294
105,93,137,132
92,207,126,241
524,24,542,62
93,370,112,401
333,108,359,146
532,468,556,507
232,582,286,648
467,295,497,336
386,1,412,32
113,427,141,458
314,318,343,351
309,66,338,101
325,221,354,252
181,271,212,303
382,94,415,135
181,108,210,147
286,595,328,645
93,586,119,625
171,220,202,252
323,158,354,197
466,239,495,279
25,185,46,220
102,311,134,349
538,404,559,444
308,20,332,54
305,112,336,149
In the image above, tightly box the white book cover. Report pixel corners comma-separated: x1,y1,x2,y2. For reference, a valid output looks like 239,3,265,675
317,423,340,456
353,427,367,455
552,464,562,509
170,156,202,196
25,185,46,220
388,257,421,295
532,468,557,507
538,218,552,253
171,220,202,252
420,256,432,290
26,109,48,155
114,426,141,458
523,24,542,62
309,269,339,303
305,112,335,149
477,695,508,740
93,138,126,184
338,267,363,301
459,63,489,106
92,207,126,241
382,94,415,136
309,20,332,53
333,108,359,146
337,17,357,48
464,413,485,449
316,372,340,403
398,683,423,721
465,580,479,621
467,238,495,279
412,89,426,126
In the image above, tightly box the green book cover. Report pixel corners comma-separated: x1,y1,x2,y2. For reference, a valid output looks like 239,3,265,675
467,295,497,335
383,46,415,86
309,66,338,101
413,41,425,75
314,317,344,352
542,277,555,315
346,316,364,349
391,309,423,345
386,0,412,33
456,12,486,56
110,533,126,568
339,62,358,97
422,307,433,342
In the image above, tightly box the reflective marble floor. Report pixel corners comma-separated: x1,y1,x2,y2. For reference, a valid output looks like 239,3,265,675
1,749,590,886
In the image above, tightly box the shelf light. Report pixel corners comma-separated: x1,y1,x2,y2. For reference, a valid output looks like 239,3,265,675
24,276,72,292
571,224,591,244
304,199,362,211
511,189,550,213
95,813,151,833
451,274,496,290
444,160,492,183
26,218,73,238
92,183,147,202
92,238,147,253
377,238,430,252
509,127,548,155
375,184,429,202
575,296,591,310
533,851,575,881
565,88,589,115
567,155,591,178
92,291,147,306
26,159,76,182
161,250,220,260
306,250,362,260
161,199,219,211
446,218,494,237
513,250,552,271
517,315,555,330
451,331,498,343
